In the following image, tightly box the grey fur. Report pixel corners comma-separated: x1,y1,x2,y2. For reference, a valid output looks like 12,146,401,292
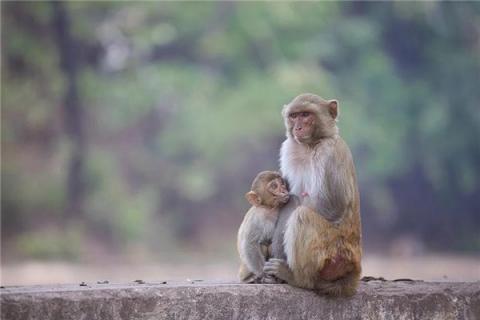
271,195,300,260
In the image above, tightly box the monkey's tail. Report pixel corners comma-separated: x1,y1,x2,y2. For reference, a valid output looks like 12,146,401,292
314,269,361,297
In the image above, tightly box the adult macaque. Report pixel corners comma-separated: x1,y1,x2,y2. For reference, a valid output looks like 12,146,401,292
237,171,290,283
264,93,362,296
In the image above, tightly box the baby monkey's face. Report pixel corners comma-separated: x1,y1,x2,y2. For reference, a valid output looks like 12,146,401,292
266,177,289,207
246,171,290,209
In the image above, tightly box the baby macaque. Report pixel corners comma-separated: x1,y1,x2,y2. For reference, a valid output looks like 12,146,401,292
237,171,290,283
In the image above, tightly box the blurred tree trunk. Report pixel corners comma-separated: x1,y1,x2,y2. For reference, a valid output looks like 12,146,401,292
51,1,87,220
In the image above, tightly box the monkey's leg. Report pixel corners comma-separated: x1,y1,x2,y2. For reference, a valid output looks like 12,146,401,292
314,269,361,296
282,206,361,296
239,263,257,283
259,245,282,284
283,206,329,289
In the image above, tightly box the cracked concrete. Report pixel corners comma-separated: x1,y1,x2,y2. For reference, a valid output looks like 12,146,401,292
1,280,479,320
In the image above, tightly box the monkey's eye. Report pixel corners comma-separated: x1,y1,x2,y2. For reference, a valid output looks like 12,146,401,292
270,182,278,189
300,112,310,117
289,113,297,119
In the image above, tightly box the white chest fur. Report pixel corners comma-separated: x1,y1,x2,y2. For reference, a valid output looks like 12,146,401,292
280,138,335,200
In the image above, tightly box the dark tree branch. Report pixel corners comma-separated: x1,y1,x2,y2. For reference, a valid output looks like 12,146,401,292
51,1,87,220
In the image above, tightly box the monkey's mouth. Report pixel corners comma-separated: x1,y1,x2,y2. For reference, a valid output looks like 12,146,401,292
294,132,312,142
278,195,290,203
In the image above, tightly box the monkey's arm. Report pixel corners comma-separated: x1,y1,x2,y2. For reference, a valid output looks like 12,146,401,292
271,195,300,260
314,140,356,223
240,238,267,278
238,216,270,279
238,212,264,280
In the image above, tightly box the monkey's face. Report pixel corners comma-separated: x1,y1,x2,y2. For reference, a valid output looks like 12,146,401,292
283,96,339,144
266,177,290,207
246,172,289,208
287,111,316,144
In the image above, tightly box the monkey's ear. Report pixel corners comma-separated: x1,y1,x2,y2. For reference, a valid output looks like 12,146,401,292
328,100,339,119
245,191,261,206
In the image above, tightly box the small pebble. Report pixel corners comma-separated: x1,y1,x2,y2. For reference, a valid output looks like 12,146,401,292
361,276,386,282
393,278,417,282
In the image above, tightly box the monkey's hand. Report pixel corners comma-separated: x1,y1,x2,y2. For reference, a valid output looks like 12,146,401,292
263,258,294,284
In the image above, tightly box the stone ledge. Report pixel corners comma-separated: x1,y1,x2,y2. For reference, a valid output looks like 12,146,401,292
1,280,479,320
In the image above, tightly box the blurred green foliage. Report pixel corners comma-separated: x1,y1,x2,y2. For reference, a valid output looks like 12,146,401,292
2,2,479,261
15,228,83,261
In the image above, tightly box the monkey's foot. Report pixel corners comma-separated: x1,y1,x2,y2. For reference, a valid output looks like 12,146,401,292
263,258,294,283
240,273,264,284
261,274,283,284
245,276,264,284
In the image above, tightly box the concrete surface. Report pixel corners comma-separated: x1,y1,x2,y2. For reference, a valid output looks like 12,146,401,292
1,280,479,320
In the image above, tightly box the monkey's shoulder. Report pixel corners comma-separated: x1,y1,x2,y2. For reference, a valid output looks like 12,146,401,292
239,207,278,241
246,206,279,219
320,136,355,166
334,136,353,154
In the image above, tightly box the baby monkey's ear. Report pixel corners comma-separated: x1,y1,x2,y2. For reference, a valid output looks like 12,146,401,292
245,191,261,206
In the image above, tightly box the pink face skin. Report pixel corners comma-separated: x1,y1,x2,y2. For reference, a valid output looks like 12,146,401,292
288,111,316,143
267,177,289,205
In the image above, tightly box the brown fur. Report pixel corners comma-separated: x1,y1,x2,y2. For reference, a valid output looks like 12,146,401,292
265,93,362,296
